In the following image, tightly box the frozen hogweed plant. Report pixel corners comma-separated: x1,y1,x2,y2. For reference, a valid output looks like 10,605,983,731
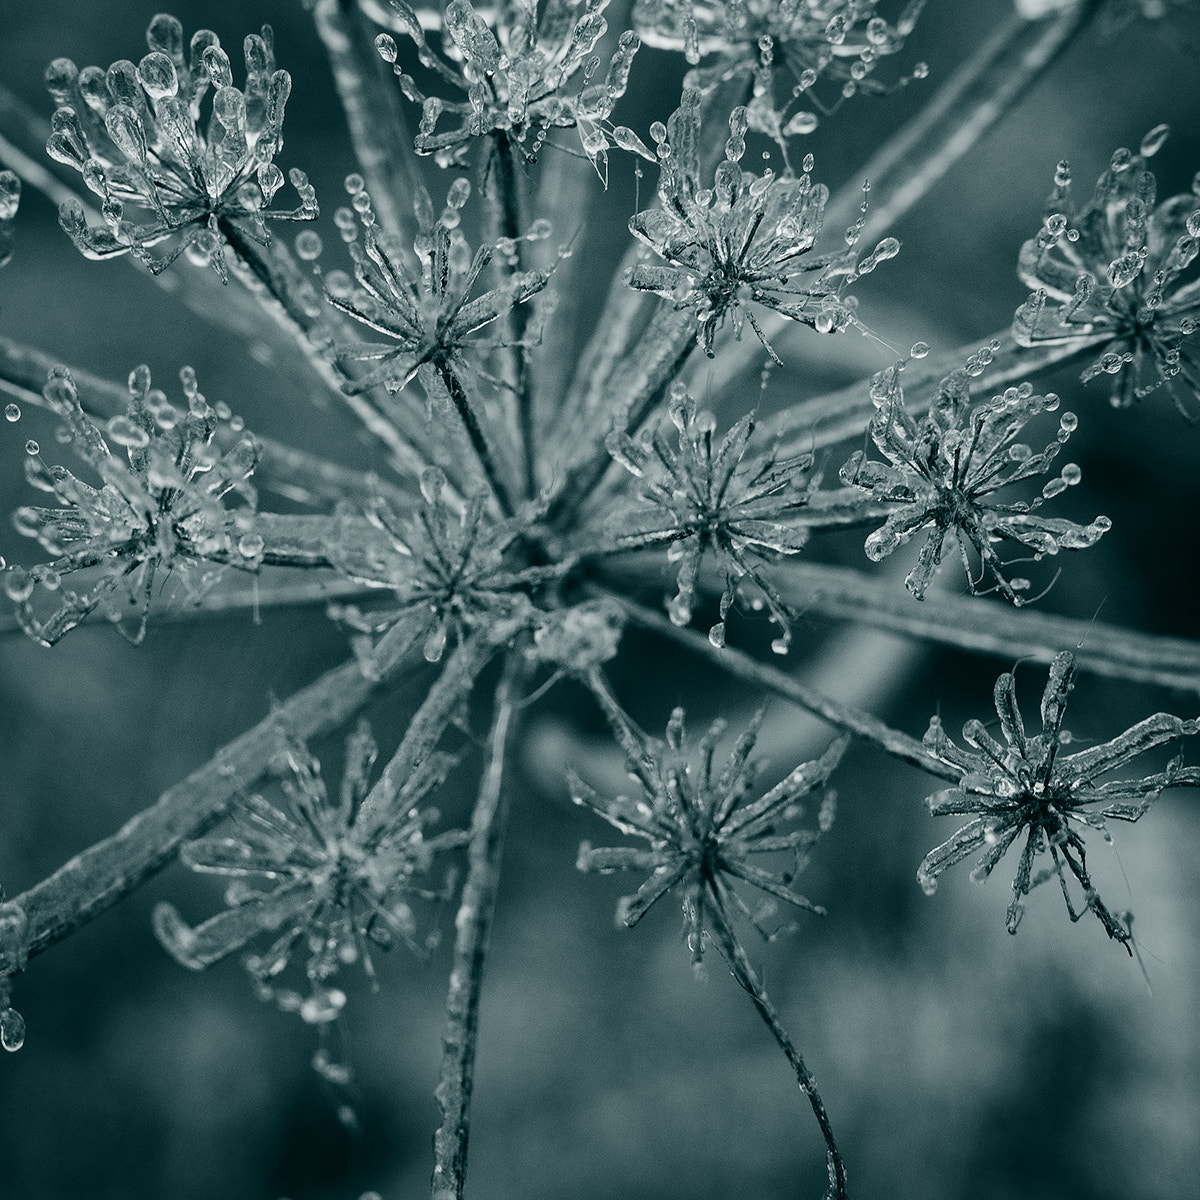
2,2,1200,1199
1013,123,1200,416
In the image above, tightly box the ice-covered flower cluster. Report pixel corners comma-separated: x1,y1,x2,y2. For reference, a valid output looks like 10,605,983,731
605,386,816,653
574,702,844,967
153,720,464,1025
1013,125,1200,416
629,90,890,360
840,361,1111,602
5,366,260,645
370,0,640,172
918,652,1200,947
45,14,317,279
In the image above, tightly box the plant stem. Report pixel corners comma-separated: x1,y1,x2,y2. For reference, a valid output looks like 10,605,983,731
489,132,538,502
437,360,517,519
431,655,522,1200
605,592,957,780
707,904,847,1200
312,0,422,237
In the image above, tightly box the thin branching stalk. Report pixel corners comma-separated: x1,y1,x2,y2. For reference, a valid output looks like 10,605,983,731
707,903,847,1200
431,655,522,1200
436,360,518,518
0,657,383,974
311,0,422,236
606,591,956,779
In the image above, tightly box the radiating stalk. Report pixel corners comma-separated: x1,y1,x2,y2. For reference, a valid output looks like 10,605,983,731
707,905,847,1200
431,656,522,1200
437,361,517,519
312,0,422,236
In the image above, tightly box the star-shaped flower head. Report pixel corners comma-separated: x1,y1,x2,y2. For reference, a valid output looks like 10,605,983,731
325,466,564,671
574,702,844,968
839,361,1112,603
153,720,464,1025
632,0,925,144
326,175,552,394
45,15,317,281
918,652,1200,949
605,386,816,653
5,366,260,646
1012,126,1200,418
629,89,892,361
369,0,640,175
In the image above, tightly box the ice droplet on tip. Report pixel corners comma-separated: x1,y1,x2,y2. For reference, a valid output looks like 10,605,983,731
0,1007,25,1052
4,404,19,422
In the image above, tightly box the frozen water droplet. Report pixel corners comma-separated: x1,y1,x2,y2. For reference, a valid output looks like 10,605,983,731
1,1007,25,1052
375,33,398,63
24,440,38,456
295,230,322,260
708,622,725,649
106,414,150,448
1139,124,1170,158
4,404,19,422
1061,463,1081,486
1059,411,1078,432
918,873,937,897
783,111,818,136
238,532,264,559
909,342,929,359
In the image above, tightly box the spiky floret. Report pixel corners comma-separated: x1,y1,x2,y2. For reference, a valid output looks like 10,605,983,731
628,90,892,361
45,14,317,280
153,720,464,1024
5,366,259,645
574,700,844,968
1013,126,1200,418
918,652,1200,948
368,0,640,174
840,362,1111,603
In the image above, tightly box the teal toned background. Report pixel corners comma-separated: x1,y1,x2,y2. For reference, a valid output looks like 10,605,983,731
1,3,1199,1198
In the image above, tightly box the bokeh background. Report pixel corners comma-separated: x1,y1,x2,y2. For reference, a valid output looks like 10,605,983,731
1,2,1199,1199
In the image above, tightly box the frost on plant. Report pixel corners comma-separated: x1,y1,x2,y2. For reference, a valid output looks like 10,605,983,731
325,465,565,672
840,361,1112,602
370,0,640,171
5,366,260,645
326,175,551,394
45,14,317,280
1013,126,1200,417
574,700,844,967
633,0,925,142
918,652,1200,947
153,720,464,1025
0,169,20,269
605,384,817,653
629,89,893,361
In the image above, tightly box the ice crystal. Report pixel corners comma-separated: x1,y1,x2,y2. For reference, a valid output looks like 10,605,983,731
153,721,464,1023
325,466,563,671
605,386,815,653
574,704,843,966
0,169,20,269
629,90,882,360
633,0,925,141
369,0,640,172
5,366,259,645
1013,127,1200,416
326,175,551,394
0,898,29,1053
840,362,1111,602
44,15,317,280
918,652,1200,948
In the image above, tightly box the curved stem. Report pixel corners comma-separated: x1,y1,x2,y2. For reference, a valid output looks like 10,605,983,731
707,903,847,1200
431,654,522,1200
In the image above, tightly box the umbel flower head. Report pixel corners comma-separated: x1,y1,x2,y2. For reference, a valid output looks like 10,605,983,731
325,466,564,672
632,0,925,143
840,360,1111,603
326,175,552,394
574,702,844,968
153,721,464,1025
605,385,816,653
5,365,260,646
918,652,1200,949
1012,125,1200,417
45,14,317,281
629,89,893,361
370,0,640,173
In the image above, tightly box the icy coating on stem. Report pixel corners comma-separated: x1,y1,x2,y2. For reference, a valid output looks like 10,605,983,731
44,15,317,280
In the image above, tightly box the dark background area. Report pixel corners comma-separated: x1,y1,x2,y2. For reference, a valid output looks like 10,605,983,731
1,2,1199,1199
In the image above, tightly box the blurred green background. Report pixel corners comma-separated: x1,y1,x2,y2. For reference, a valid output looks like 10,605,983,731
1,2,1199,1199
